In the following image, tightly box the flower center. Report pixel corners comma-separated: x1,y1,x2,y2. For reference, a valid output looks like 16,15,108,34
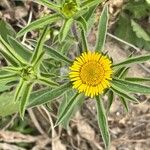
20,66,36,81
80,61,104,86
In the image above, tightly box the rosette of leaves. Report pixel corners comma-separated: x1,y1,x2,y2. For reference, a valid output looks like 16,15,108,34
115,0,150,50
0,25,60,118
17,0,104,42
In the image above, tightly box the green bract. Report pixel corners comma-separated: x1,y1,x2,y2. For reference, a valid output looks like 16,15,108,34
0,1,150,149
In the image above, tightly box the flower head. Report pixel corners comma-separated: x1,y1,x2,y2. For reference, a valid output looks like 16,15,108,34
69,51,113,98
61,0,79,18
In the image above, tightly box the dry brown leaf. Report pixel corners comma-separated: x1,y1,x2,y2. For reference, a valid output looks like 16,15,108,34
0,143,25,150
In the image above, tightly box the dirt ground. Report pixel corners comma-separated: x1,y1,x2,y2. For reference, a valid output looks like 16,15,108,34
0,0,150,150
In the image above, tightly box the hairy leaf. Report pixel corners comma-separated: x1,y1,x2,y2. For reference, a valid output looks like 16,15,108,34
17,14,61,37
96,96,110,149
113,54,150,68
131,20,150,42
95,5,109,52
112,78,150,94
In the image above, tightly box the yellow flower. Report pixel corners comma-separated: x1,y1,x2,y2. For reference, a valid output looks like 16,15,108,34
69,51,113,98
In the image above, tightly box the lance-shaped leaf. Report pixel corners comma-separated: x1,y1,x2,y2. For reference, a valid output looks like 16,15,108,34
0,51,18,67
38,76,58,87
13,79,25,102
28,82,72,107
20,82,33,118
83,4,97,21
34,0,60,12
119,96,129,112
106,90,114,113
2,66,22,74
61,39,74,54
0,73,17,81
8,36,32,61
112,78,150,94
113,54,150,68
0,20,16,42
31,26,49,66
0,36,27,66
17,14,61,37
55,92,79,126
95,5,109,52
28,39,72,64
125,77,150,82
77,17,88,51
131,20,150,41
58,91,84,128
81,0,104,9
75,7,89,19
59,18,74,43
110,85,139,103
43,45,72,64
77,16,88,32
96,96,110,149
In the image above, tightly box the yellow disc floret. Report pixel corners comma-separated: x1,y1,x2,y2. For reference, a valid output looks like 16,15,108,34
69,51,113,98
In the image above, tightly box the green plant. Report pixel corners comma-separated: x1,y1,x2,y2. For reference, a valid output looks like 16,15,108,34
115,0,150,51
0,0,150,149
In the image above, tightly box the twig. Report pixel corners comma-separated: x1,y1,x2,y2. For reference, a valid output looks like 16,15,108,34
107,33,140,52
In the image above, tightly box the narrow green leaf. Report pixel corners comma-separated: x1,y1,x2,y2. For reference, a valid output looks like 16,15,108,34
96,96,110,149
125,77,150,82
119,96,129,112
43,45,72,64
131,20,150,41
59,18,73,43
8,36,32,61
38,76,58,87
110,85,139,103
0,20,16,42
80,30,88,52
77,16,88,32
113,54,150,68
107,90,114,113
20,82,33,118
0,80,16,93
112,78,150,94
17,14,61,37
0,35,27,66
55,93,79,126
77,17,88,52
95,5,109,52
2,66,22,74
28,82,72,107
83,4,96,21
61,40,74,54
58,91,84,128
14,79,25,102
0,49,18,66
0,73,17,81
81,0,104,9
118,67,130,79
34,0,60,12
31,25,49,65
29,39,72,64
75,7,89,19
